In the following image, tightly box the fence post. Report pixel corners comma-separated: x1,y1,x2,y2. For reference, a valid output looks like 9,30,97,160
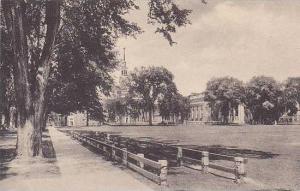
201,151,209,173
103,146,109,160
158,160,168,186
137,153,144,168
122,148,128,166
177,147,183,167
112,145,116,161
234,157,246,183
106,134,111,142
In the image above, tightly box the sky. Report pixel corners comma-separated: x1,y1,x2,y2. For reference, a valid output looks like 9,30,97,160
117,0,300,96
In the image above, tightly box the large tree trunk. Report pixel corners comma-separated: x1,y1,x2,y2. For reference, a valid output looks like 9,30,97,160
4,107,10,129
41,110,49,132
0,114,2,129
149,107,153,126
9,107,17,129
2,0,61,158
86,111,89,126
17,114,41,157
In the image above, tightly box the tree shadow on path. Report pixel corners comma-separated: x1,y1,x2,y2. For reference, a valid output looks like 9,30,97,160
0,130,17,180
0,129,60,181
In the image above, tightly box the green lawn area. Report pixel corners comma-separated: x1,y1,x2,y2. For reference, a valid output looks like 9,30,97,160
64,124,300,190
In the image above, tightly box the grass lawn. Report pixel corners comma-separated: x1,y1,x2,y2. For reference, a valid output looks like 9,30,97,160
64,124,300,191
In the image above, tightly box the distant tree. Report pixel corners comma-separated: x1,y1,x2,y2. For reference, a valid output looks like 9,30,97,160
176,95,191,122
204,77,245,124
127,66,177,125
0,22,15,130
105,98,127,123
245,76,284,124
159,93,190,123
1,0,192,157
125,97,144,122
159,93,176,122
283,77,300,116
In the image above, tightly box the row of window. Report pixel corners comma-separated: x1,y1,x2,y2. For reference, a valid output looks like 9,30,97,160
190,106,204,121
121,70,128,75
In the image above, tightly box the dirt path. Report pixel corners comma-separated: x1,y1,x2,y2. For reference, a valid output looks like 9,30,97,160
0,127,153,191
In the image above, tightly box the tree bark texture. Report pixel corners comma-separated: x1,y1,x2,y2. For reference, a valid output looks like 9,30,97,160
149,107,153,126
2,0,61,158
86,111,89,126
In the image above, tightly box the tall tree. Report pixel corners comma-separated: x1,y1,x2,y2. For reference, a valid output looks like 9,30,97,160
1,0,61,157
127,66,177,125
1,0,192,157
159,92,190,123
283,77,300,116
0,24,15,129
105,97,127,123
245,76,284,124
205,77,245,124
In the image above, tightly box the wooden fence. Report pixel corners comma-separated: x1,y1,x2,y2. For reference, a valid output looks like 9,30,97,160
71,131,168,186
70,131,248,184
176,147,247,183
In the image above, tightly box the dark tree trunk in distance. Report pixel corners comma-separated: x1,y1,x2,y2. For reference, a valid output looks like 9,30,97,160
86,111,89,126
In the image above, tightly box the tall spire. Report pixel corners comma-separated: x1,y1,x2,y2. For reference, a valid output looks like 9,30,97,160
121,47,128,76
123,47,126,66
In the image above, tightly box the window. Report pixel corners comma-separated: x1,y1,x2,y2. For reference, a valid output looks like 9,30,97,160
69,117,74,126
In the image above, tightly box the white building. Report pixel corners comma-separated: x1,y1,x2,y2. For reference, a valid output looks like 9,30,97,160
187,92,246,125
104,49,162,125
278,101,300,125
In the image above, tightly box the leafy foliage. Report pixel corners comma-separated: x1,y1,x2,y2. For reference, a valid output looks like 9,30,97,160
283,77,300,116
127,66,177,125
245,76,284,124
159,93,190,123
0,0,192,156
105,97,127,122
204,77,245,123
0,16,15,128
44,0,192,120
1,0,192,120
147,0,192,45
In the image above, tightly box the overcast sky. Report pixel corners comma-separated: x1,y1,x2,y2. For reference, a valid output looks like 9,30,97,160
117,0,300,96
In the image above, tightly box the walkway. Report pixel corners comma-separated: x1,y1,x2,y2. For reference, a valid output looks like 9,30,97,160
0,127,153,191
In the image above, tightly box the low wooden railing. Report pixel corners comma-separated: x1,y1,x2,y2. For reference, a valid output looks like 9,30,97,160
70,131,248,184
71,131,168,186
176,147,247,183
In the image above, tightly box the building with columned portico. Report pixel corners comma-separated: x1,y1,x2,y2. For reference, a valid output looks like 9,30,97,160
187,92,246,125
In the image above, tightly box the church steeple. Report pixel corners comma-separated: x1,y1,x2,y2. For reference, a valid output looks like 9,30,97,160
123,48,126,65
121,48,128,76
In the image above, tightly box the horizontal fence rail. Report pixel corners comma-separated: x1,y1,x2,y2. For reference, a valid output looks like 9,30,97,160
69,130,248,184
70,131,168,186
175,146,247,183
120,136,248,183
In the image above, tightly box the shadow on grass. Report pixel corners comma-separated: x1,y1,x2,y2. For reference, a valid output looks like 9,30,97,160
67,130,279,168
255,189,292,191
0,129,17,136
180,144,279,160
